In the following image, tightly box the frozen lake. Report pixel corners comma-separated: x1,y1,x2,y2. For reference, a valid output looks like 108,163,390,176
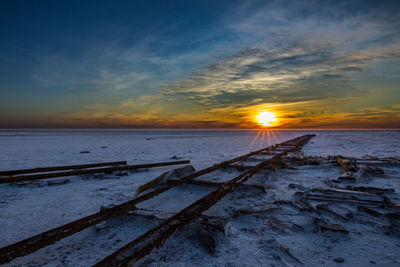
1,130,399,171
0,130,400,266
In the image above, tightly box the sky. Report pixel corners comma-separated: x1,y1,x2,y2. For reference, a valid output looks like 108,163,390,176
0,0,399,129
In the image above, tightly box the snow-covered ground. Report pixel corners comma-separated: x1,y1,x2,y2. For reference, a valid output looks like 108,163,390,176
0,130,399,266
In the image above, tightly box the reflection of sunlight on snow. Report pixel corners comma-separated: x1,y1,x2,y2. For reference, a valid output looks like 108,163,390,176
247,129,284,150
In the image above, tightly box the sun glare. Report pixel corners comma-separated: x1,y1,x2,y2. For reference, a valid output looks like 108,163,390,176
255,111,277,127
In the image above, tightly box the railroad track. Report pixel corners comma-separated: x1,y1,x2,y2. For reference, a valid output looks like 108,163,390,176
0,160,190,184
0,134,315,265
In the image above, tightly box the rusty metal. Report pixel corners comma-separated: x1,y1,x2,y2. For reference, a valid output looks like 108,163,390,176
0,134,313,265
94,134,315,266
0,161,127,176
337,156,358,172
0,160,190,183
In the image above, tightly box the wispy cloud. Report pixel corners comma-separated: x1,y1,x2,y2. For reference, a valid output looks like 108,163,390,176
2,0,399,128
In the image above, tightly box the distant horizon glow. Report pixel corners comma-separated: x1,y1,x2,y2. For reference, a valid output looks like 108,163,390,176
0,0,399,129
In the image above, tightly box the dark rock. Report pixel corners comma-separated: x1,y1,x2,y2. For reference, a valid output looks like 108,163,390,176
333,257,345,263
79,151,90,154
115,171,129,176
197,228,216,254
307,159,320,165
47,179,70,186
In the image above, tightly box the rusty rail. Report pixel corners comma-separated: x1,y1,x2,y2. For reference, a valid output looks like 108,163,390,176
0,134,314,265
0,161,127,176
94,134,315,266
0,160,126,176
0,160,190,184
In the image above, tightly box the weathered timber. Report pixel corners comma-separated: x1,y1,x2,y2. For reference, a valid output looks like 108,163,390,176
317,204,348,221
304,192,390,204
357,206,382,217
298,198,320,214
0,160,190,183
337,156,358,172
323,180,395,194
314,218,349,234
288,183,309,191
278,243,303,263
346,185,395,194
303,195,396,207
0,134,315,265
385,212,400,220
383,157,400,164
312,187,382,197
92,134,315,266
233,207,280,217
0,161,127,176
363,165,384,175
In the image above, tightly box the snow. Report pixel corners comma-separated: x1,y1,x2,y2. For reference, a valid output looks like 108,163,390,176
0,130,399,266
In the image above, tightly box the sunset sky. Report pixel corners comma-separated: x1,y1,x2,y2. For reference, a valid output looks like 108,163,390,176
0,0,399,129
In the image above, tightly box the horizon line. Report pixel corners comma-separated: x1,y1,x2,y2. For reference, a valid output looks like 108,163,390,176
0,127,399,131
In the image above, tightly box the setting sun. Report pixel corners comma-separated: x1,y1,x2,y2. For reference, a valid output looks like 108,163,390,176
255,111,277,127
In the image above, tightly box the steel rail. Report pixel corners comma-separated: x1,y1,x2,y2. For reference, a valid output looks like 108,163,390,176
0,161,128,176
0,160,190,184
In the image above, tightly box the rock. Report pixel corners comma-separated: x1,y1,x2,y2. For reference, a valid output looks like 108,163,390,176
167,165,196,179
79,151,90,154
15,181,41,188
101,146,108,148
47,179,70,186
170,155,182,159
94,221,109,232
333,257,345,263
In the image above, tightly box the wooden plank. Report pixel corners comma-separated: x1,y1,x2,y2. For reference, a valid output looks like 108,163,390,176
0,161,127,176
0,160,190,183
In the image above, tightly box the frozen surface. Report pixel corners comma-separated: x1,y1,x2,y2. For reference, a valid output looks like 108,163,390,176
0,130,399,266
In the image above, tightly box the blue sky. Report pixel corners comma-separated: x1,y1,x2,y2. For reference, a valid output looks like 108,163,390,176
0,0,399,128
